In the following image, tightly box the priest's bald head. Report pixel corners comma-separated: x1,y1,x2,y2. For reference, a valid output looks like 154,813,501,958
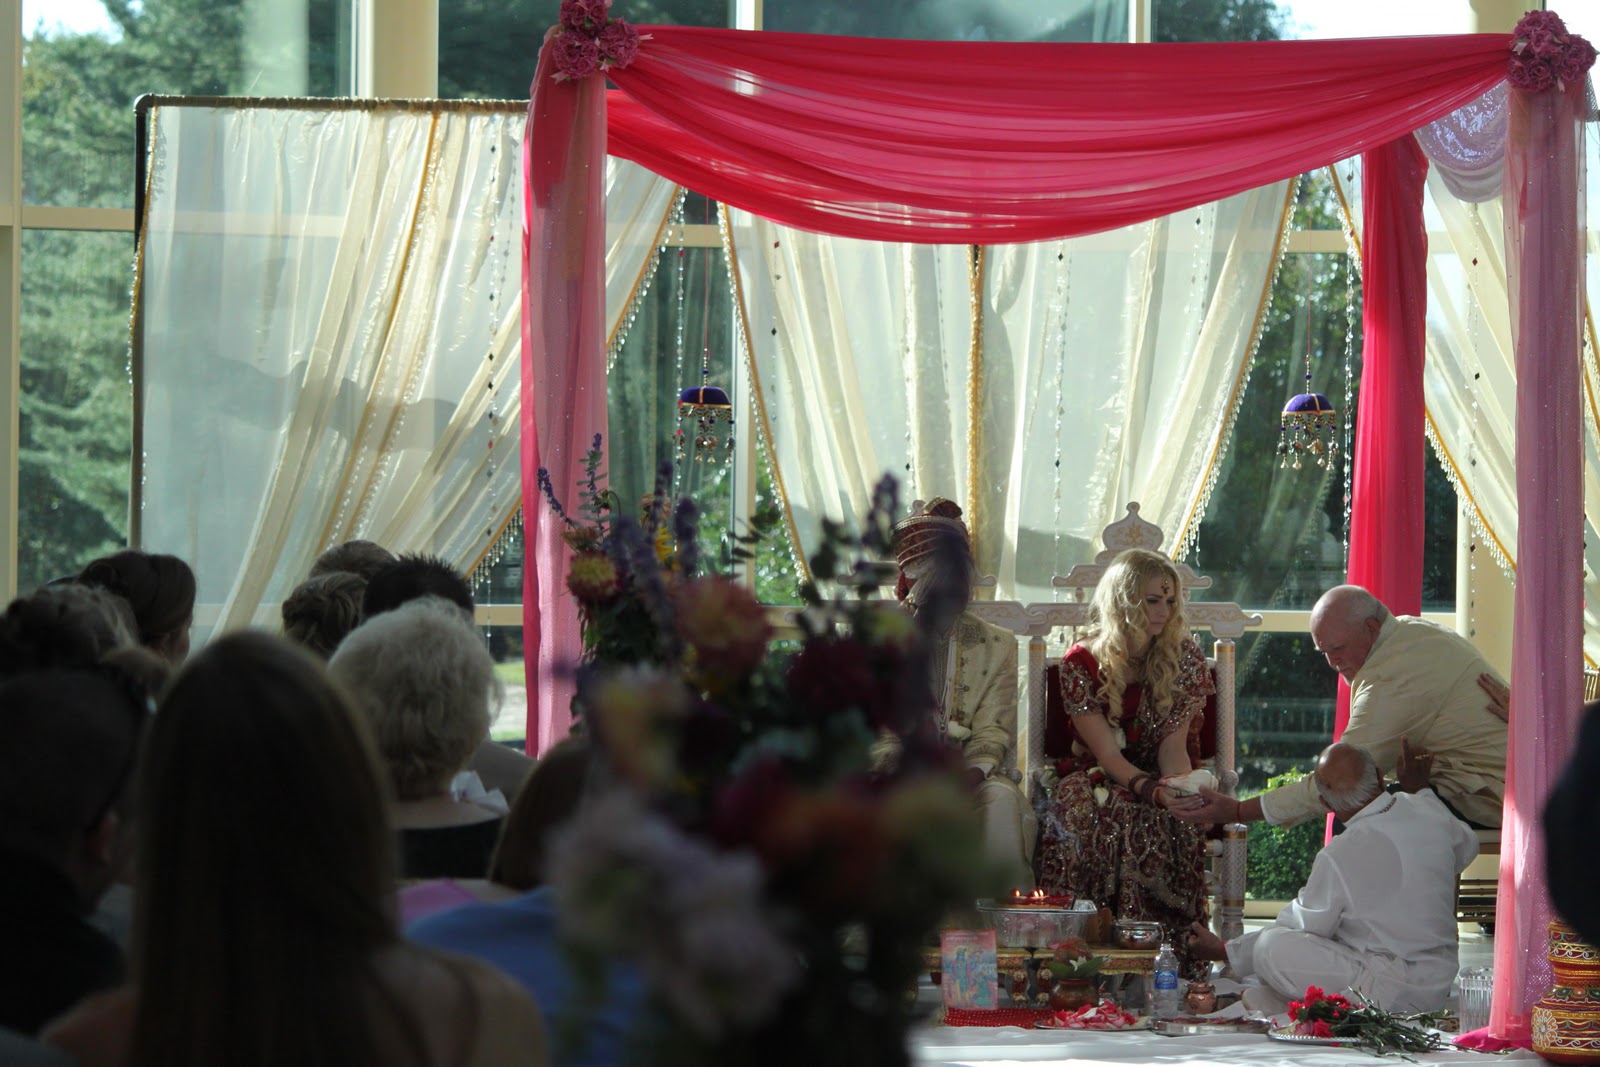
1310,585,1391,684
1314,742,1385,822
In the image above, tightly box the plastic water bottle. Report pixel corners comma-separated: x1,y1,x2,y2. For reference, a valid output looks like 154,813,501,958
1152,941,1181,1019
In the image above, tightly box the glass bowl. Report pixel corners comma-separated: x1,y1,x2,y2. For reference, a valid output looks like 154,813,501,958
975,899,1097,949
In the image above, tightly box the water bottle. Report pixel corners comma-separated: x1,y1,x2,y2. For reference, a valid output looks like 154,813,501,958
1152,941,1181,1019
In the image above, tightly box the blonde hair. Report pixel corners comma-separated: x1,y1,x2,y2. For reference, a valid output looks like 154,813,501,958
1083,549,1188,726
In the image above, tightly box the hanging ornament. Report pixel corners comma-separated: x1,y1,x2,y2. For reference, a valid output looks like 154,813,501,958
676,348,735,465
1277,314,1339,471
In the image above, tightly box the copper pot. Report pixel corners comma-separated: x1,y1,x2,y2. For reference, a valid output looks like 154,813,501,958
1184,981,1217,1016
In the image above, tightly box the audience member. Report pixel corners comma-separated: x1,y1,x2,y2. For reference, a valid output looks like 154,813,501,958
77,550,196,665
359,551,533,798
408,738,646,1067
310,538,397,582
399,738,595,925
1188,743,1476,1014
0,584,136,677
363,552,475,620
0,668,147,1035
42,632,544,1067
1546,700,1600,948
330,599,506,879
282,571,367,659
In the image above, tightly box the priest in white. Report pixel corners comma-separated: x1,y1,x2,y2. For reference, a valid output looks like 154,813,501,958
1187,743,1477,1013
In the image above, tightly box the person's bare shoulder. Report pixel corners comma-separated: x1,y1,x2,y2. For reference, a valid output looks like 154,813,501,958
381,946,547,1066
39,986,136,1067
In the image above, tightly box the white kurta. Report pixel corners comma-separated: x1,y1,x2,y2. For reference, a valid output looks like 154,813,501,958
1228,790,1478,1012
1260,615,1507,828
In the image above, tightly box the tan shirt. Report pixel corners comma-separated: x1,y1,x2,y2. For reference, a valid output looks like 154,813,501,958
941,612,1019,777
1260,615,1507,828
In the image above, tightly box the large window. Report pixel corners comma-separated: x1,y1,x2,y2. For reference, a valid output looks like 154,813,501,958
16,0,350,590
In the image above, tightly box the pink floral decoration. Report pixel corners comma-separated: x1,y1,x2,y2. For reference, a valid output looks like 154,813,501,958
551,28,601,82
1508,10,1597,93
559,0,611,31
550,0,645,82
597,18,642,69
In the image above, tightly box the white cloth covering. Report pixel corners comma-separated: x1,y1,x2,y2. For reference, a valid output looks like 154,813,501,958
1227,789,1478,1013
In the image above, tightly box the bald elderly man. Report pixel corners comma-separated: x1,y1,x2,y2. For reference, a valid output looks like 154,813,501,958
1188,744,1477,1013
1177,585,1507,829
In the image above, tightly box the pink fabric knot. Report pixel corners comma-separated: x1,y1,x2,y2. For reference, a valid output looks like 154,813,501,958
1508,10,1596,93
551,28,601,82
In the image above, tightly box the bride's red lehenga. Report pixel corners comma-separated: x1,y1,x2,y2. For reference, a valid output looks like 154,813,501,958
1034,638,1214,979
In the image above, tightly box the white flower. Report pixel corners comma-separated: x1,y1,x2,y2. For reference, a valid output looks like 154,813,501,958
548,787,800,1038
1093,786,1110,807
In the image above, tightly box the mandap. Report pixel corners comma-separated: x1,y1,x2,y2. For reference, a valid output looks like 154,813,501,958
518,5,1592,1045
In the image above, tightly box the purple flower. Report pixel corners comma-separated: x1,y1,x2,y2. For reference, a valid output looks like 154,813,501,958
597,18,642,69
550,28,600,82
559,0,610,31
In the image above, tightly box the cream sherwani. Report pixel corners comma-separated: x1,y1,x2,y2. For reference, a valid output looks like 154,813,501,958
1260,616,1507,828
938,613,1036,886
1228,789,1478,1012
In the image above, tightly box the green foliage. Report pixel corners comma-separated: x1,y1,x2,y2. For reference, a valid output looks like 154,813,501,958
1244,769,1322,899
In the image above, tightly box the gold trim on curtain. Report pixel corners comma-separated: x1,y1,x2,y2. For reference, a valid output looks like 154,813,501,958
607,185,686,370
1172,179,1298,555
718,205,812,585
128,105,164,548
315,112,444,553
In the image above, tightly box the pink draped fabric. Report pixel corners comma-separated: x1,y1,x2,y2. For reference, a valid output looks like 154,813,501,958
1489,79,1588,1047
521,31,609,755
1336,136,1430,758
604,29,1510,243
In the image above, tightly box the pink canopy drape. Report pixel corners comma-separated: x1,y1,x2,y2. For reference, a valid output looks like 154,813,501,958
523,25,1587,1038
1487,77,1589,1046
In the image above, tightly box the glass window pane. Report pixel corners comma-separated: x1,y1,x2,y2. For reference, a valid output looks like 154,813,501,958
485,625,528,743
763,0,1129,41
1153,0,1288,42
441,0,731,98
18,229,133,591
22,0,351,208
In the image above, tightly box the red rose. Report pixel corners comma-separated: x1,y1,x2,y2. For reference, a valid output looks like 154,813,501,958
596,18,641,69
1312,1020,1334,1038
559,0,610,30
549,28,600,81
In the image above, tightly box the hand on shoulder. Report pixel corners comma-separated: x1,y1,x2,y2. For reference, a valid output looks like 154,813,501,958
40,987,136,1067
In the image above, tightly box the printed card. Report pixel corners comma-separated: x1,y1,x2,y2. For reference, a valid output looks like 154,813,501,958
941,928,999,1010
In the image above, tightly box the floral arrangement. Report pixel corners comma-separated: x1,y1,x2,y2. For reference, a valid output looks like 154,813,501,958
550,0,645,82
538,449,999,1067
1508,10,1596,94
1045,937,1106,982
1287,986,1452,1057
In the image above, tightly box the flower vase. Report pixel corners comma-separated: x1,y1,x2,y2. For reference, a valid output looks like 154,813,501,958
1531,919,1600,1063
1049,979,1096,1012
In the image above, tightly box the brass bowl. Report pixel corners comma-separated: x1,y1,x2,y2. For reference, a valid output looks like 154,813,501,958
1113,920,1165,950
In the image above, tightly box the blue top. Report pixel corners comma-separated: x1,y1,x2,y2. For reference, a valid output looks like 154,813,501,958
406,887,647,1067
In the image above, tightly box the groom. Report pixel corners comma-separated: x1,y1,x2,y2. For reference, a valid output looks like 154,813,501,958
888,498,1036,888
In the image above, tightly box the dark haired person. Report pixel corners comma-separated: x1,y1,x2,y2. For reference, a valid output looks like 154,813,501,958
43,633,544,1067
78,550,196,666
310,538,397,583
363,552,475,620
0,584,137,678
0,668,147,1035
282,571,368,659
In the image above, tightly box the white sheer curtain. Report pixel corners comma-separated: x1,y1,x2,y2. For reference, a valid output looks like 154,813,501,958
1416,129,1600,663
139,104,677,637
725,183,1292,601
